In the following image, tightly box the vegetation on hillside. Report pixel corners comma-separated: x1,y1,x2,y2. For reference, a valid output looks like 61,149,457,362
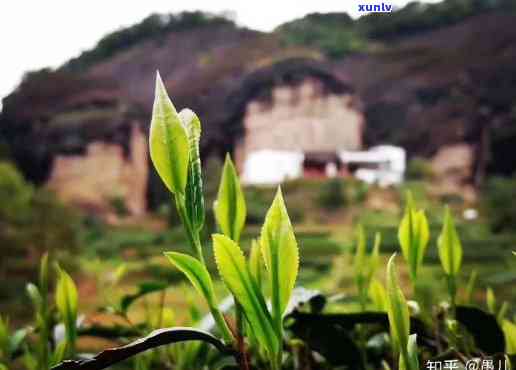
277,0,516,58
359,0,516,39
276,13,366,59
64,11,236,72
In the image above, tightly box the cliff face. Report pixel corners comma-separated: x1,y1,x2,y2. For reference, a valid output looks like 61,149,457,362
235,78,363,169
46,125,147,216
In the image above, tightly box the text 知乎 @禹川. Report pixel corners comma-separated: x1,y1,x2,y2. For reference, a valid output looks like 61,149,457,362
358,2,394,13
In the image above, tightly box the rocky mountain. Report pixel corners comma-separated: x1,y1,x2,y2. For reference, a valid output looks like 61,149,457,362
0,12,318,186
1,3,515,206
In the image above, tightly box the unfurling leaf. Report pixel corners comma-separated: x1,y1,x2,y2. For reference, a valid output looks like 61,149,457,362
260,187,299,327
55,267,78,352
212,234,279,355
437,206,463,276
149,71,190,195
386,254,410,358
214,154,246,242
180,108,205,231
398,192,429,282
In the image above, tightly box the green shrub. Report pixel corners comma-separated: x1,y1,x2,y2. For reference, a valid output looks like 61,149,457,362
406,157,434,181
109,195,129,217
483,176,516,233
347,179,369,204
0,162,34,222
317,178,346,210
245,188,271,224
0,163,80,309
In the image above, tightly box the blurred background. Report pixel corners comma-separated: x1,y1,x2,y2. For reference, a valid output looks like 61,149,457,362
1,0,516,343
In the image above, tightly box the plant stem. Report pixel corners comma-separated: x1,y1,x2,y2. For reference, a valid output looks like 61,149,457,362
235,304,250,370
447,275,457,315
173,194,233,344
270,351,282,370
211,305,234,345
174,194,205,264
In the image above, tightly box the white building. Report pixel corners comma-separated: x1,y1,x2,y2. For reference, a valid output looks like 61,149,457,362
241,149,305,185
339,145,406,187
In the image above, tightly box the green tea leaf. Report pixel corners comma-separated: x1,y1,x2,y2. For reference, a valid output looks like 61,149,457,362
437,206,463,276
369,279,388,311
486,287,496,314
354,228,381,308
149,71,190,195
164,252,217,308
180,108,205,231
212,234,279,355
368,232,382,282
464,269,478,304
113,263,128,284
0,315,8,359
23,350,38,370
39,252,49,302
502,320,516,354
51,341,68,366
386,254,410,356
498,301,509,323
249,239,264,290
398,192,429,281
55,267,78,350
353,224,367,280
9,328,27,356
400,334,419,370
26,283,42,312
214,154,246,242
260,187,299,326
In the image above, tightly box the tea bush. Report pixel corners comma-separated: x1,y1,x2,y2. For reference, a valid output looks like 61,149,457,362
317,178,346,210
406,157,434,181
483,176,516,233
